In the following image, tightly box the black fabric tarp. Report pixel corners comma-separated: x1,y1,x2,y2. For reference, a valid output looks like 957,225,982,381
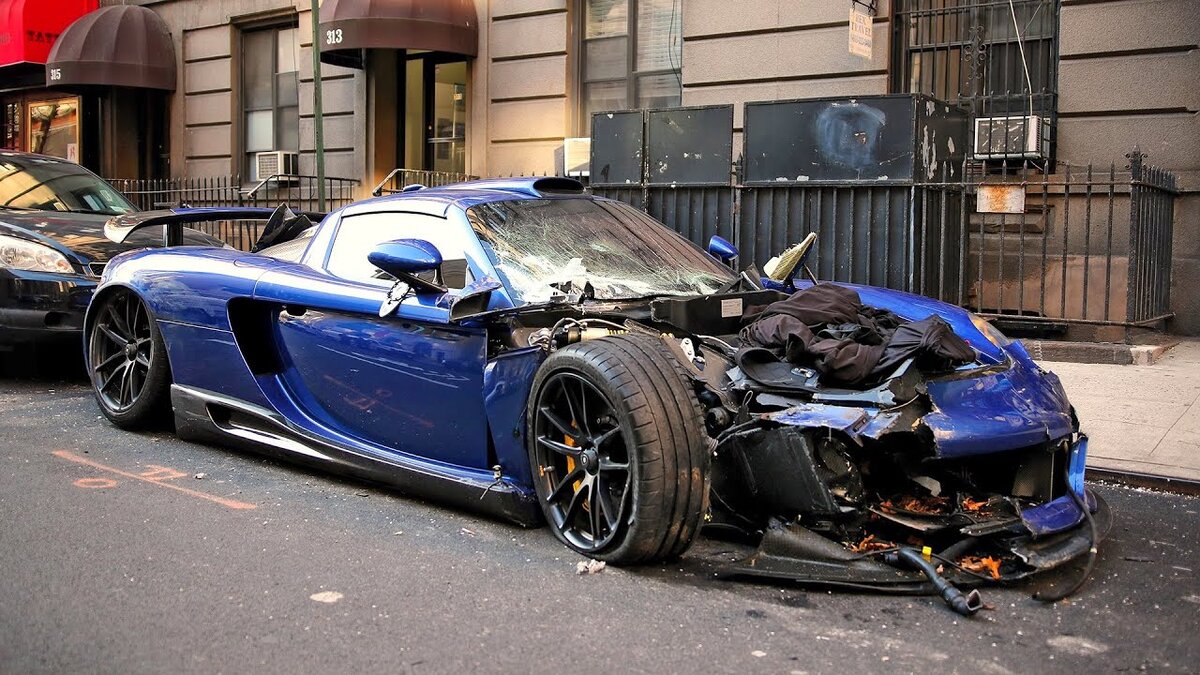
738,284,975,387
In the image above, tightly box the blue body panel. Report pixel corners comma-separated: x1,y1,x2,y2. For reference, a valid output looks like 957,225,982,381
273,308,490,470
156,321,274,408
104,247,274,329
483,347,546,485
1020,437,1093,536
922,357,1074,458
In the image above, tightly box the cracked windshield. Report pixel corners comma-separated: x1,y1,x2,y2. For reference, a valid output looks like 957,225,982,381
467,197,735,303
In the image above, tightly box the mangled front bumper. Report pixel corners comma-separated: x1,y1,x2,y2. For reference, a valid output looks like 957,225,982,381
720,435,1109,590
712,351,1109,589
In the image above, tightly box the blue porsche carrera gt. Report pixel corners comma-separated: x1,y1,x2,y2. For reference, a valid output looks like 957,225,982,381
86,177,1107,610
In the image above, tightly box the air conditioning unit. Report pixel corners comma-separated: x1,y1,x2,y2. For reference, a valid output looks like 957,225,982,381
563,137,591,177
254,151,299,182
973,115,1051,160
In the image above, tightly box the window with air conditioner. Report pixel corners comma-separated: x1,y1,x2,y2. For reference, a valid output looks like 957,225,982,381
890,0,1059,159
242,24,299,179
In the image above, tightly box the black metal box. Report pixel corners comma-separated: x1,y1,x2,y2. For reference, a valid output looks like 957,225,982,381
743,94,968,185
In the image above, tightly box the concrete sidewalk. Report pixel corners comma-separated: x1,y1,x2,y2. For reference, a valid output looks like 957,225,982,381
1044,339,1200,482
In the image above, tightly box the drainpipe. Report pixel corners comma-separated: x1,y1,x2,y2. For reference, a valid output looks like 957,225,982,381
311,0,326,211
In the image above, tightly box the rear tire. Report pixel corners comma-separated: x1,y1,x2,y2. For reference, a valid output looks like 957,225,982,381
527,333,709,564
86,289,172,429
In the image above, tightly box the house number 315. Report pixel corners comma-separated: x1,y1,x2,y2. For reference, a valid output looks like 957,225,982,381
49,68,62,81
325,29,343,45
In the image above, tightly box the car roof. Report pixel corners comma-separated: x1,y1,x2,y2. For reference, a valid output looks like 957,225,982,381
0,150,86,169
338,177,589,218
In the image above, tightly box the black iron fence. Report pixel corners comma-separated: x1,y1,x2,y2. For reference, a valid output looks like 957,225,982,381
107,174,360,250
372,168,476,196
912,153,1176,331
943,150,1175,327
590,105,1178,329
1126,151,1177,325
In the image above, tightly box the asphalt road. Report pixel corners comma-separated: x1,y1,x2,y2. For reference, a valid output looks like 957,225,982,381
2,374,1198,674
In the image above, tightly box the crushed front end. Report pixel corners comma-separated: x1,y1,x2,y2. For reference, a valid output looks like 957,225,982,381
485,278,1107,605
697,311,1110,598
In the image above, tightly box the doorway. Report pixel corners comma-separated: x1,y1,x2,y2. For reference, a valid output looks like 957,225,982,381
402,54,468,174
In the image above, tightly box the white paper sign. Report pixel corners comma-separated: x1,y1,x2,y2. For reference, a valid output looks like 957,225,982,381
849,8,873,59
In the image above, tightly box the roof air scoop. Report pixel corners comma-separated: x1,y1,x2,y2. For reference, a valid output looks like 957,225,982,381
532,177,585,195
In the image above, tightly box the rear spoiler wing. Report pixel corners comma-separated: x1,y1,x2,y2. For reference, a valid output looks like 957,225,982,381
105,205,327,247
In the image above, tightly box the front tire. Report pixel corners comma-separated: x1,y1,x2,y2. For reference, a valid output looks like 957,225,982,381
527,333,709,564
87,289,172,429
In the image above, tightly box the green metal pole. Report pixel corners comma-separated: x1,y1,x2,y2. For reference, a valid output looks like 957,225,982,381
311,0,326,211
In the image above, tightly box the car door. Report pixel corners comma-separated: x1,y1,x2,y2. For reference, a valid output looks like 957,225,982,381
253,209,492,470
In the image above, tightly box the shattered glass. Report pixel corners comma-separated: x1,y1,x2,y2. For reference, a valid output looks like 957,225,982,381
466,198,735,303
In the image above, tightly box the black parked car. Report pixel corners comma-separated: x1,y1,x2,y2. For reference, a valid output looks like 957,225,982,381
0,151,224,364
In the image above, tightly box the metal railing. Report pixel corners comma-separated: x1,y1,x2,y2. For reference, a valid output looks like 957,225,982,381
598,149,1177,330
372,168,476,196
957,149,1177,328
108,175,243,211
107,174,360,250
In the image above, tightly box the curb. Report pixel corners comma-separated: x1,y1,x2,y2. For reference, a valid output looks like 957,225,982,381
1022,339,1179,366
1086,467,1200,497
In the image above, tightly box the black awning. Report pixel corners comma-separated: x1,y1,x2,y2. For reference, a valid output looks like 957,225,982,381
45,5,176,91
318,0,478,65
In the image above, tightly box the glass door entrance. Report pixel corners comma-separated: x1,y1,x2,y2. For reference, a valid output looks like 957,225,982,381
403,55,468,174
427,61,466,173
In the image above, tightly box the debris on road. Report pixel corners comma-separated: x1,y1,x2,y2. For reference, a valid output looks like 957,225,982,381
194,472,206,480
309,591,344,604
576,559,606,575
959,556,1003,580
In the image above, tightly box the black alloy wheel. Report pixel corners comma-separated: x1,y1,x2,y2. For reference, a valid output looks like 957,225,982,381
526,333,710,564
532,371,632,552
87,289,171,427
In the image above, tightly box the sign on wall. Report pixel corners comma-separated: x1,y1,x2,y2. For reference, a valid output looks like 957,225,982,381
849,7,873,58
977,184,1027,214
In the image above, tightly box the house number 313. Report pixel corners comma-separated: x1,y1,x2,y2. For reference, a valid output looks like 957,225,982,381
325,29,343,45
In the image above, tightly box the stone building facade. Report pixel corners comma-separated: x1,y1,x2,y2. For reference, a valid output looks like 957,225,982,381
2,0,1196,332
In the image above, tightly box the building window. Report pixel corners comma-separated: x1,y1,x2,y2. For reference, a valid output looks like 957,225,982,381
28,98,81,161
242,25,299,177
891,0,1058,118
578,0,682,133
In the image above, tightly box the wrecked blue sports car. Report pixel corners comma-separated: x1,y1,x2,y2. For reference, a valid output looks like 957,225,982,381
85,177,1107,612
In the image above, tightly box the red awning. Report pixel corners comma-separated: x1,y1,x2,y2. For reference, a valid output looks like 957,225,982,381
0,0,97,68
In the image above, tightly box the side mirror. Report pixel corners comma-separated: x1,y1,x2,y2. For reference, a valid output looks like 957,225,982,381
368,238,443,278
707,235,738,265
370,239,447,317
